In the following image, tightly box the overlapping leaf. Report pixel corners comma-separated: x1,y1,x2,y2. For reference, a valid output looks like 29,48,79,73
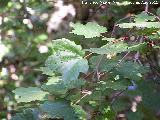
41,38,89,82
70,22,107,38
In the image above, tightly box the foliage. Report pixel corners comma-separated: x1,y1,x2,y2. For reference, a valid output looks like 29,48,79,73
1,0,160,120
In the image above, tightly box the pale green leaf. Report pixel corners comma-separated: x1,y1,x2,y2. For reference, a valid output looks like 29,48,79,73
52,38,85,57
41,76,85,94
117,22,160,28
135,12,156,22
13,87,48,103
70,22,107,38
61,58,88,82
85,42,128,55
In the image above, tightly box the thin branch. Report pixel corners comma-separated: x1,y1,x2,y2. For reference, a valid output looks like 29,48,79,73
111,16,133,37
84,52,93,59
92,55,104,81
111,89,127,105
134,36,143,63
74,90,92,105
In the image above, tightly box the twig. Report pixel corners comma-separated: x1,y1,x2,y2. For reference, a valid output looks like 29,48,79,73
84,52,93,59
92,55,104,81
134,36,143,64
74,90,92,104
111,88,127,105
111,16,133,37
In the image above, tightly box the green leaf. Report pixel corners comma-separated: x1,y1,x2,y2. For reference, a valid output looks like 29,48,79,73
112,97,129,112
61,58,88,82
42,38,89,82
52,38,85,57
40,101,79,120
102,37,115,42
134,12,156,22
34,34,48,43
72,105,87,120
13,87,48,103
97,80,129,91
115,61,149,80
126,111,144,120
89,55,118,72
70,22,107,38
44,53,88,81
117,22,160,28
85,42,128,55
41,76,85,95
128,42,147,51
41,76,68,95
11,109,39,120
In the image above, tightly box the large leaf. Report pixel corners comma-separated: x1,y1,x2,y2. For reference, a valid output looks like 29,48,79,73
40,101,85,120
70,22,107,38
41,38,89,82
43,54,89,81
13,87,48,103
